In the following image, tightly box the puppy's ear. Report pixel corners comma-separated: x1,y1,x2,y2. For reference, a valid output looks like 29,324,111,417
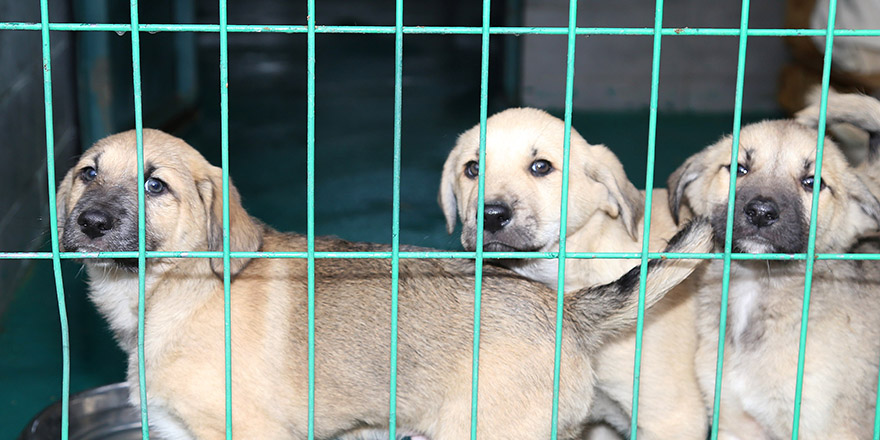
667,153,705,225
583,144,644,240
54,167,76,243
796,87,880,162
851,179,880,230
198,166,263,279
438,150,460,234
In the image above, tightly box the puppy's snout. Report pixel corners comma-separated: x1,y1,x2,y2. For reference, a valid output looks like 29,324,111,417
484,203,512,233
77,209,115,239
744,197,779,228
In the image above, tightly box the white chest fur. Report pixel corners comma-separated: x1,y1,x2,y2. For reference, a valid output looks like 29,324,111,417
512,258,560,288
86,266,143,349
87,266,198,439
727,267,765,343
723,264,770,345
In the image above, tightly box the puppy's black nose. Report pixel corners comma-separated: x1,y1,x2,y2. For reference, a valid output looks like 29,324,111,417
77,209,114,239
483,203,512,233
744,197,779,228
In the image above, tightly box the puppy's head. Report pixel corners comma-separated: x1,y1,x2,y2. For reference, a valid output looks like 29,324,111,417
56,129,262,277
668,120,880,253
439,108,643,252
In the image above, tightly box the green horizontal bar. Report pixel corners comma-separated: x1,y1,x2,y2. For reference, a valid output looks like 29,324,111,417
6,251,880,260
1,22,879,37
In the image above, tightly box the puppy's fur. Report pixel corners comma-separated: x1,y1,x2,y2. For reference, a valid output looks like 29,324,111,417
668,114,880,439
440,108,707,439
57,129,712,440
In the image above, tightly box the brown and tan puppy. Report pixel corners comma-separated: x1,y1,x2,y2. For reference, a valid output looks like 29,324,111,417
668,117,880,439
56,129,712,440
439,108,707,439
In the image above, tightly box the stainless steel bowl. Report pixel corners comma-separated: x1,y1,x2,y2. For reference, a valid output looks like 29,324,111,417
18,382,155,440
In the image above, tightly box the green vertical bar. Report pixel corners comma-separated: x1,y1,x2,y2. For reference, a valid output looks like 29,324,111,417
630,0,665,435
388,0,404,437
470,0,492,437
306,0,317,437
874,357,880,439
791,0,837,436
128,0,150,438
710,0,750,438
549,0,578,436
218,0,233,437
38,1,71,438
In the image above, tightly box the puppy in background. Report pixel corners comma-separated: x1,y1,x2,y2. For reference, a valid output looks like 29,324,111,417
56,129,712,439
440,108,707,439
668,112,880,438
795,87,880,194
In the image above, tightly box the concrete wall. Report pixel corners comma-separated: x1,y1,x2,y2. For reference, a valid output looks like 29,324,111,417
0,0,80,317
521,0,789,111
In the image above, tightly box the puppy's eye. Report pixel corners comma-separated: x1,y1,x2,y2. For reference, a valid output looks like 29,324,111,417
801,176,827,191
530,159,553,177
145,177,167,195
80,166,98,182
724,163,749,177
464,161,479,179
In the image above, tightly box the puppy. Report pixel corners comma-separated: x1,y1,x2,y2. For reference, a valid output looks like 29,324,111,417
439,108,707,439
56,129,712,439
668,116,880,439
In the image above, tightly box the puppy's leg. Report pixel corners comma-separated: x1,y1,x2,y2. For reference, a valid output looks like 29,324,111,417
432,396,556,440
588,293,707,440
625,342,708,440
426,343,590,440
337,428,429,440
693,329,768,440
585,383,706,440
582,424,625,440
715,398,769,440
627,390,707,440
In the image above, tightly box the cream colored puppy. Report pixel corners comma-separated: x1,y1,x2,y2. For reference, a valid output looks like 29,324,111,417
56,129,713,439
440,108,707,439
668,117,880,439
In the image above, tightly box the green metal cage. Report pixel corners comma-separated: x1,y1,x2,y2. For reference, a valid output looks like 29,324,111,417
2,0,880,438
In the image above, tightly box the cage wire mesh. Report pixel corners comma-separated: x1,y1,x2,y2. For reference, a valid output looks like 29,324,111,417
2,0,880,438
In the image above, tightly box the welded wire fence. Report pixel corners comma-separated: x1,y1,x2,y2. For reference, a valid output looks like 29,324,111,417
2,0,880,439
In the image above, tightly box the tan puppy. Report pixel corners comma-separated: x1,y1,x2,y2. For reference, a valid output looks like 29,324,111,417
56,129,712,440
667,118,880,439
439,108,707,439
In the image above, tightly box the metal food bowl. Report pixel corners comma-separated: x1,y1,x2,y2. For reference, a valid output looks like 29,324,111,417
18,382,156,440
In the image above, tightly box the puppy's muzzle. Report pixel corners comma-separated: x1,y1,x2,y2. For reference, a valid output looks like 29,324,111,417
77,209,116,239
462,200,538,252
711,190,807,254
62,187,144,267
483,202,512,233
744,197,779,228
